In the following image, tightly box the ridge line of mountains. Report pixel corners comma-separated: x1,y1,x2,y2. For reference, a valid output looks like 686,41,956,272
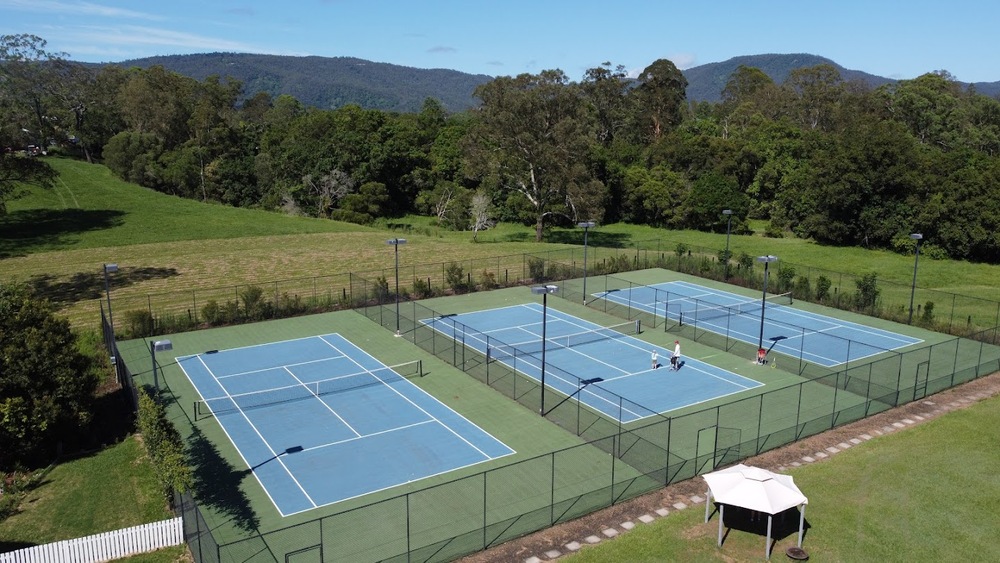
106,52,1000,114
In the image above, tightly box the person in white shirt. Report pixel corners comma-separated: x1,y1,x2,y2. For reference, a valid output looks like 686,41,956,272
651,350,658,369
670,340,681,370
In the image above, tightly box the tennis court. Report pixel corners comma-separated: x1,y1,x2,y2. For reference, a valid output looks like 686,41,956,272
593,280,923,367
179,333,514,516
422,305,763,423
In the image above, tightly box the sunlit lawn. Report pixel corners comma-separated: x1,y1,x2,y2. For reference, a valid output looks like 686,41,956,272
566,396,1000,562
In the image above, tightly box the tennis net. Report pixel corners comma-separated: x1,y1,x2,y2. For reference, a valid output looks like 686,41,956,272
194,359,423,419
487,319,639,362
679,292,792,326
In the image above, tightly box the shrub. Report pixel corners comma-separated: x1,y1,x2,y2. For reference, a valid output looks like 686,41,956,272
239,285,268,321
201,300,220,325
445,262,466,293
528,257,546,282
373,276,390,302
478,269,498,291
777,266,796,293
921,301,936,325
412,277,434,299
816,275,832,301
136,391,192,500
123,309,156,338
854,272,881,312
737,252,755,272
794,276,813,301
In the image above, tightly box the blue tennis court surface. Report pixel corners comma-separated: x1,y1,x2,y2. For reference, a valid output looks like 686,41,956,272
178,334,514,516
422,306,763,423
592,280,923,367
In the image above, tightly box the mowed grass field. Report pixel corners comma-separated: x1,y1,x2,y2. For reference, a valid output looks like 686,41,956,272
1,157,999,561
2,158,999,330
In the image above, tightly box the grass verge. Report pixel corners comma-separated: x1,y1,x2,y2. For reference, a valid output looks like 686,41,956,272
565,394,1000,562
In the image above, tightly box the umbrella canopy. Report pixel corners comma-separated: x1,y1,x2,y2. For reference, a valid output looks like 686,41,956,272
703,464,809,559
703,464,807,514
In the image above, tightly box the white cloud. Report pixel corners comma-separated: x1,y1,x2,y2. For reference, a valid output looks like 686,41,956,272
72,25,260,52
668,52,698,70
2,0,164,20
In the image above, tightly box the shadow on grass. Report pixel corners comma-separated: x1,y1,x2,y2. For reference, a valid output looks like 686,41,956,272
538,230,633,248
26,265,179,307
717,504,811,547
0,540,35,553
187,425,260,533
0,208,126,258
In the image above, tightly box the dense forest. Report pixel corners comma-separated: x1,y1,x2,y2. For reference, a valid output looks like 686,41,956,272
107,52,493,113
2,34,999,262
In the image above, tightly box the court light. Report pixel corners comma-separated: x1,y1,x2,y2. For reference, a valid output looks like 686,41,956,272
755,256,778,352
722,210,733,281
387,238,407,336
151,339,173,393
103,263,118,341
908,233,923,324
578,221,596,305
531,284,559,416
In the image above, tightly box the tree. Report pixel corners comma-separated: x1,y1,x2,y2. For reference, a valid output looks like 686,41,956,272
0,34,61,213
785,64,846,132
469,190,494,241
580,62,633,146
0,34,69,147
631,59,688,141
0,283,96,469
467,70,603,241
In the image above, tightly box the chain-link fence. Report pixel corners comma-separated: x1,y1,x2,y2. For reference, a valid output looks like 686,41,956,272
114,243,1000,562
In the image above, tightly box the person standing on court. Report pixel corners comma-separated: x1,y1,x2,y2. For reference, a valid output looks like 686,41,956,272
670,340,681,370
651,350,658,369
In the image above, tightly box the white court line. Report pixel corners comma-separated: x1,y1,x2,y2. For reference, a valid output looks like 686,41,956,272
319,335,509,461
216,354,348,381
281,366,361,437
185,355,318,513
298,419,436,453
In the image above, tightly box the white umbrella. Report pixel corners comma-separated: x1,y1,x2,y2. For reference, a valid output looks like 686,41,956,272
703,464,808,559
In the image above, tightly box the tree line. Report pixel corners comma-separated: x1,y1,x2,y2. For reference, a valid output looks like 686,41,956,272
3,34,999,262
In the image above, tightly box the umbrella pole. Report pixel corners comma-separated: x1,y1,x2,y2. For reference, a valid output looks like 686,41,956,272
798,504,806,546
766,515,772,559
718,505,724,546
704,489,711,522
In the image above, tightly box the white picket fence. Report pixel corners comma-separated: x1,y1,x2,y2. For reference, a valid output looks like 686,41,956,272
0,516,184,563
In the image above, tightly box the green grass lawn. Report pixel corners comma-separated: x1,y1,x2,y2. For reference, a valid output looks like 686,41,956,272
566,395,1000,562
0,437,171,549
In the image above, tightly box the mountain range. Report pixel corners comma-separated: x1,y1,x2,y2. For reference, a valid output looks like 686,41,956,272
110,52,1000,113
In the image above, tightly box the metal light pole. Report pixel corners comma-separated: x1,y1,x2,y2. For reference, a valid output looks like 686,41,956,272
722,210,733,281
387,238,407,336
577,221,595,304
531,284,559,416
103,263,118,340
756,255,778,351
151,339,173,393
908,233,923,324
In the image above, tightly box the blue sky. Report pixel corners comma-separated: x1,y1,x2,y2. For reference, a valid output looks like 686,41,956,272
2,0,997,83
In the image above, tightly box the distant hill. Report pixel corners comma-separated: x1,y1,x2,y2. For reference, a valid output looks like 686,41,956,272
104,52,999,113
682,53,1000,102
682,53,896,102
110,52,493,113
